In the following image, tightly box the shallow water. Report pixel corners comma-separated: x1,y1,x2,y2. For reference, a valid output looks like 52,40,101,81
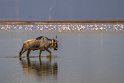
0,30,124,83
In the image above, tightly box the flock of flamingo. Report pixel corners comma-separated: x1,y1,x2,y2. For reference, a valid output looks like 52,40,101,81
0,24,124,32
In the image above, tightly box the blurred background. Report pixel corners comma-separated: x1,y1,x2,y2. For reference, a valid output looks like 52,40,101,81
0,0,124,21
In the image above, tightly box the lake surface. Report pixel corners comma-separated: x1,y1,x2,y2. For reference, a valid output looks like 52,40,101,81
0,30,124,83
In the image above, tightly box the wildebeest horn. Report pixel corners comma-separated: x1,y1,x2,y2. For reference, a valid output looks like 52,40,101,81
55,35,57,39
51,39,54,46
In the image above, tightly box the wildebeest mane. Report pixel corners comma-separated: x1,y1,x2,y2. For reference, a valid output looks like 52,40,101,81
35,36,51,40
36,36,52,41
35,36,44,40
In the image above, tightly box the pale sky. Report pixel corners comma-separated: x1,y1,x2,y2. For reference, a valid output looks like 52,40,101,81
0,0,124,21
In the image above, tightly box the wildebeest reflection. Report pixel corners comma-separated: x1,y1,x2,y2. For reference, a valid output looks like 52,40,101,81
19,36,58,57
19,57,58,80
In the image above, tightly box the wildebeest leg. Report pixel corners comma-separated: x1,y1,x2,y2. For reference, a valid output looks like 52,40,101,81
27,49,31,58
19,47,23,57
39,57,42,66
19,45,25,57
19,50,27,57
27,57,31,66
39,50,42,58
46,49,52,57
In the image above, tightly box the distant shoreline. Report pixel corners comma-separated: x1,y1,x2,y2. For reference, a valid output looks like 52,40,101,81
0,20,124,25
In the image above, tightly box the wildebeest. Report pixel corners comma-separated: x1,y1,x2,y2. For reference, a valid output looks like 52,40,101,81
19,36,58,57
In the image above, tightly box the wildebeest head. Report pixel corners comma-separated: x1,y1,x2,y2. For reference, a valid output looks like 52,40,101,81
51,39,58,50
